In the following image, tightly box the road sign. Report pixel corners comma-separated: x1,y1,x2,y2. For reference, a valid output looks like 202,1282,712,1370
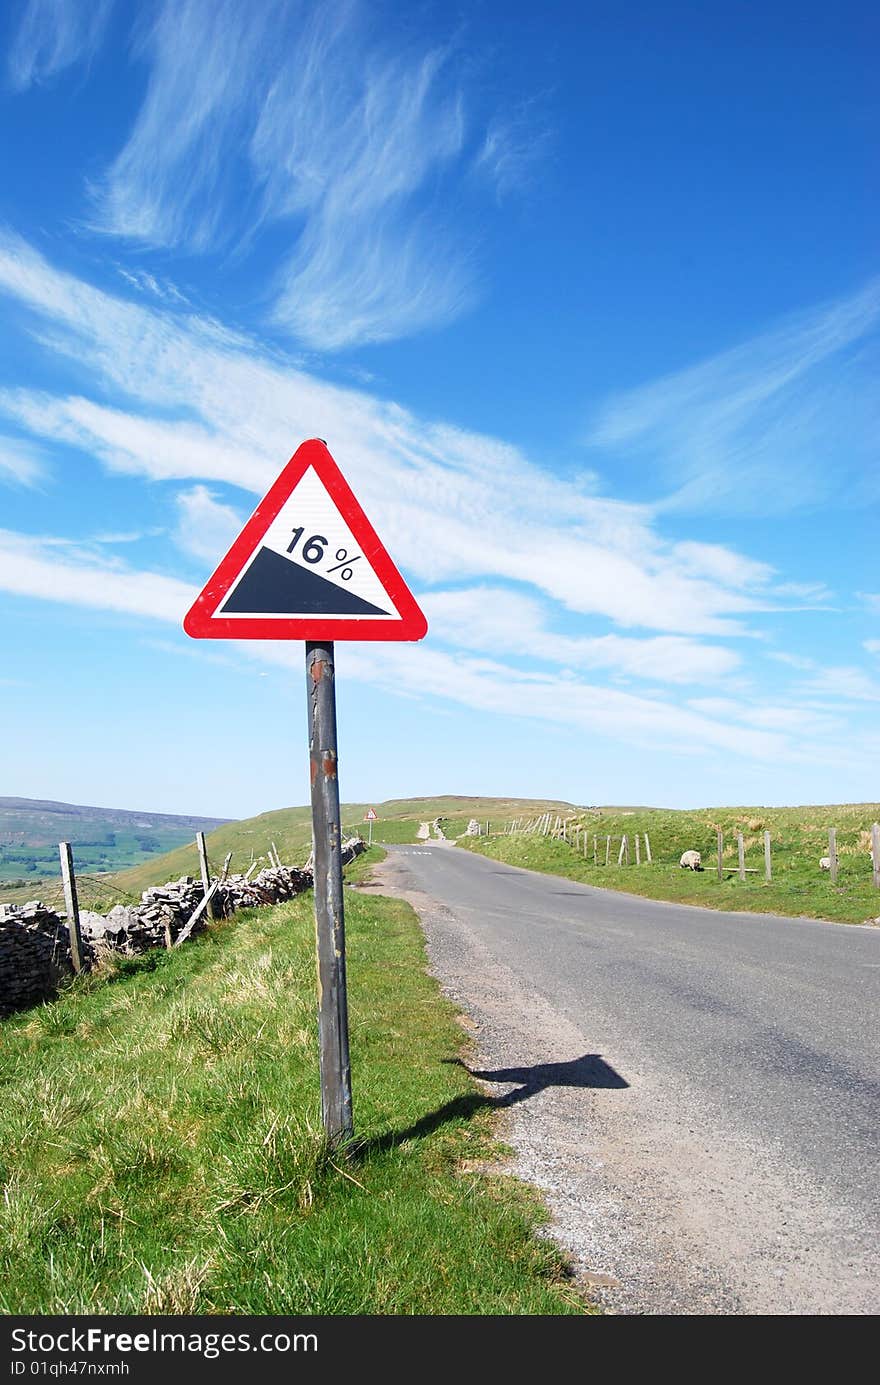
183,438,427,641
365,808,378,821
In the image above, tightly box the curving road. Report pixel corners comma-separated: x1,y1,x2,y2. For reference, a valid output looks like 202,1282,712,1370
370,843,880,1315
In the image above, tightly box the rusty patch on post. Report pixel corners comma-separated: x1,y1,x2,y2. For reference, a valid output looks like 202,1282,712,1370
322,751,337,779
310,658,326,684
310,757,319,786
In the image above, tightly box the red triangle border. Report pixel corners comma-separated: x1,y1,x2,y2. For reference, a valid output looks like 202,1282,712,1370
183,439,428,642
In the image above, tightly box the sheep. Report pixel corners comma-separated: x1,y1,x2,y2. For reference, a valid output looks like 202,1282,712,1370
679,850,702,871
819,856,832,871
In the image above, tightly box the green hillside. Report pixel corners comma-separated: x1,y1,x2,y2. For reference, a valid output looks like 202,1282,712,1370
0,797,229,885
461,802,880,925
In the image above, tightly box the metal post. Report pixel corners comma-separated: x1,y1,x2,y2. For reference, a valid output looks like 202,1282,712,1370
368,818,372,847
306,641,353,1147
764,830,772,882
58,842,85,974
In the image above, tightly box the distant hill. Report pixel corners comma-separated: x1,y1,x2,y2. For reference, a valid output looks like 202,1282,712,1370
0,797,232,884
105,794,582,898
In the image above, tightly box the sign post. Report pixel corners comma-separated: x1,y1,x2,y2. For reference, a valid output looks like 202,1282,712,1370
364,807,377,846
183,439,427,1148
307,641,352,1143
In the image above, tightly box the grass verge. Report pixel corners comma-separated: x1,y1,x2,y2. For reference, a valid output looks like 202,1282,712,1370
0,887,588,1315
460,812,880,926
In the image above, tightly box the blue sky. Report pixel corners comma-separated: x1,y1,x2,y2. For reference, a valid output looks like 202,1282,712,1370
0,0,877,818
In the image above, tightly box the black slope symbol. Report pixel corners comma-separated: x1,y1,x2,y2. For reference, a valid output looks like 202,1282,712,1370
220,546,392,617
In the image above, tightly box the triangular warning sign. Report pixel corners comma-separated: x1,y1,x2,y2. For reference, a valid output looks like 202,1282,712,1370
183,439,428,641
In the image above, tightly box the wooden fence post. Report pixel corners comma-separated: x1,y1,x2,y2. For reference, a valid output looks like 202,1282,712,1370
764,830,772,882
593,835,598,865
605,835,611,866
717,830,724,881
635,834,641,866
829,828,838,884
196,831,221,920
873,822,880,889
175,878,221,948
644,833,652,863
58,842,85,974
737,832,745,882
617,835,628,866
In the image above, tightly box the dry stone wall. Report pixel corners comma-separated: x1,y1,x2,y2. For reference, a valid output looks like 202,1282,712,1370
0,837,366,1019
0,901,96,1017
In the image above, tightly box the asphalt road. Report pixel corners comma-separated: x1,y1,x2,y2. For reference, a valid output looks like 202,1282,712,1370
379,843,880,1314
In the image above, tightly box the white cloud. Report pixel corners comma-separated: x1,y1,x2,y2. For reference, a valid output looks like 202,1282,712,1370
475,106,553,200
587,277,880,515
865,640,880,657
335,642,784,763
687,695,840,736
798,665,880,703
174,485,244,562
767,651,815,670
0,434,46,486
88,0,477,348
0,232,806,641
116,267,188,304
0,525,854,770
423,586,741,683
0,529,195,621
8,0,113,91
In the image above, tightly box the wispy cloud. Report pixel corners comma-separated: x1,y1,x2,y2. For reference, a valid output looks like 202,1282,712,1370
0,232,805,642
0,433,47,486
0,526,782,763
116,267,188,305
475,106,553,201
173,485,244,563
423,587,742,684
87,0,482,348
0,529,195,621
798,665,880,703
587,278,880,515
8,0,114,91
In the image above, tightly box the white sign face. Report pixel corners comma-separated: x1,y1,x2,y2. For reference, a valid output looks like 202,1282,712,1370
219,466,395,620
365,808,378,820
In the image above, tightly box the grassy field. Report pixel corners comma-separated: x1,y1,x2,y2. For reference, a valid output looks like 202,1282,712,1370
0,796,578,911
0,863,587,1315
460,803,880,926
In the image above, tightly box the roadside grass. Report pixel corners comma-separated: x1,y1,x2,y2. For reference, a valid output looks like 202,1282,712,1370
460,804,880,926
0,888,587,1315
342,843,387,884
